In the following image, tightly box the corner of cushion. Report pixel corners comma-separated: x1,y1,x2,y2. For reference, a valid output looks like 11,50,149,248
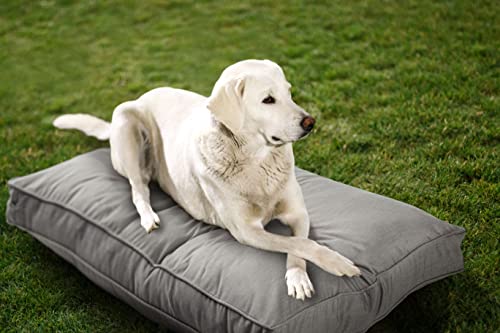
6,188,20,227
443,226,466,246
7,177,20,188
6,181,25,208
455,225,467,235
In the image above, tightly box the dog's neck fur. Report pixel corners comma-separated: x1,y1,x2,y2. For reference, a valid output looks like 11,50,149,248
218,122,287,163
220,122,287,161
199,121,292,193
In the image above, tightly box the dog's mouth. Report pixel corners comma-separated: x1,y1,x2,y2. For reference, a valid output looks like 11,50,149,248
261,132,286,147
261,132,309,147
298,130,312,139
267,136,285,147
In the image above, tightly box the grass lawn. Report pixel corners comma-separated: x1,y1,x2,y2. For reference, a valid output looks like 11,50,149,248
1,0,498,332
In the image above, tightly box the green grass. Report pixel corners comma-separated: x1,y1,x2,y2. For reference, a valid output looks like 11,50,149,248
1,0,498,332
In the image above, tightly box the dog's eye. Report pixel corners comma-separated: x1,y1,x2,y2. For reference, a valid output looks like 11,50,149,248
262,96,275,104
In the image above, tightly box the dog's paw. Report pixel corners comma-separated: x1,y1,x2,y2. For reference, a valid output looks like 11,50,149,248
317,247,361,277
140,211,160,233
285,267,314,300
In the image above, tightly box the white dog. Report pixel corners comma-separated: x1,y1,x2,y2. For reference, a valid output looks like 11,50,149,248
53,59,360,300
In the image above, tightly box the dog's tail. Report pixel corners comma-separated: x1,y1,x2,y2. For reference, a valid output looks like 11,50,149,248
53,114,111,141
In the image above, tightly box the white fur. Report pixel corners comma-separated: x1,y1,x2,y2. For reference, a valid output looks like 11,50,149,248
53,114,110,140
53,59,360,300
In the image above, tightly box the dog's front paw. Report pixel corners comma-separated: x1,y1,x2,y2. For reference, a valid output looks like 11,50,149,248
316,247,361,277
285,267,314,300
140,211,160,233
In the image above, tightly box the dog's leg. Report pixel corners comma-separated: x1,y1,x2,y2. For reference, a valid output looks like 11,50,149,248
276,208,314,300
228,219,360,279
110,101,160,233
274,182,314,300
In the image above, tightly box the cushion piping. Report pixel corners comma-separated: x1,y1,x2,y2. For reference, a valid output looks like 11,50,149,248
7,182,465,330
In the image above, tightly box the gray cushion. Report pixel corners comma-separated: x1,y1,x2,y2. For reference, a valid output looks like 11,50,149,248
6,148,465,333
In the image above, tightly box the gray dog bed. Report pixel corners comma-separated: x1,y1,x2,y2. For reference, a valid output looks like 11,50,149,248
6,148,465,332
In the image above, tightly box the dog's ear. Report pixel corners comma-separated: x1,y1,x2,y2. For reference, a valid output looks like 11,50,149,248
206,76,246,133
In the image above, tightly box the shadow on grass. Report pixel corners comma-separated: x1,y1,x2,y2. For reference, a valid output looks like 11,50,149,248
368,282,450,333
369,268,494,333
368,282,454,333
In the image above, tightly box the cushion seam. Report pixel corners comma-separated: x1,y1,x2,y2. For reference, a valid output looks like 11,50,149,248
7,183,272,331
271,230,465,329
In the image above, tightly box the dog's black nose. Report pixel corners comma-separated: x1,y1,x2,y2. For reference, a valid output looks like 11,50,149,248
300,116,316,132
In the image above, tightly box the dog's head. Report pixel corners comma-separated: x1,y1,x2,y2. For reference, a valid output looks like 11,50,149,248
207,59,315,146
